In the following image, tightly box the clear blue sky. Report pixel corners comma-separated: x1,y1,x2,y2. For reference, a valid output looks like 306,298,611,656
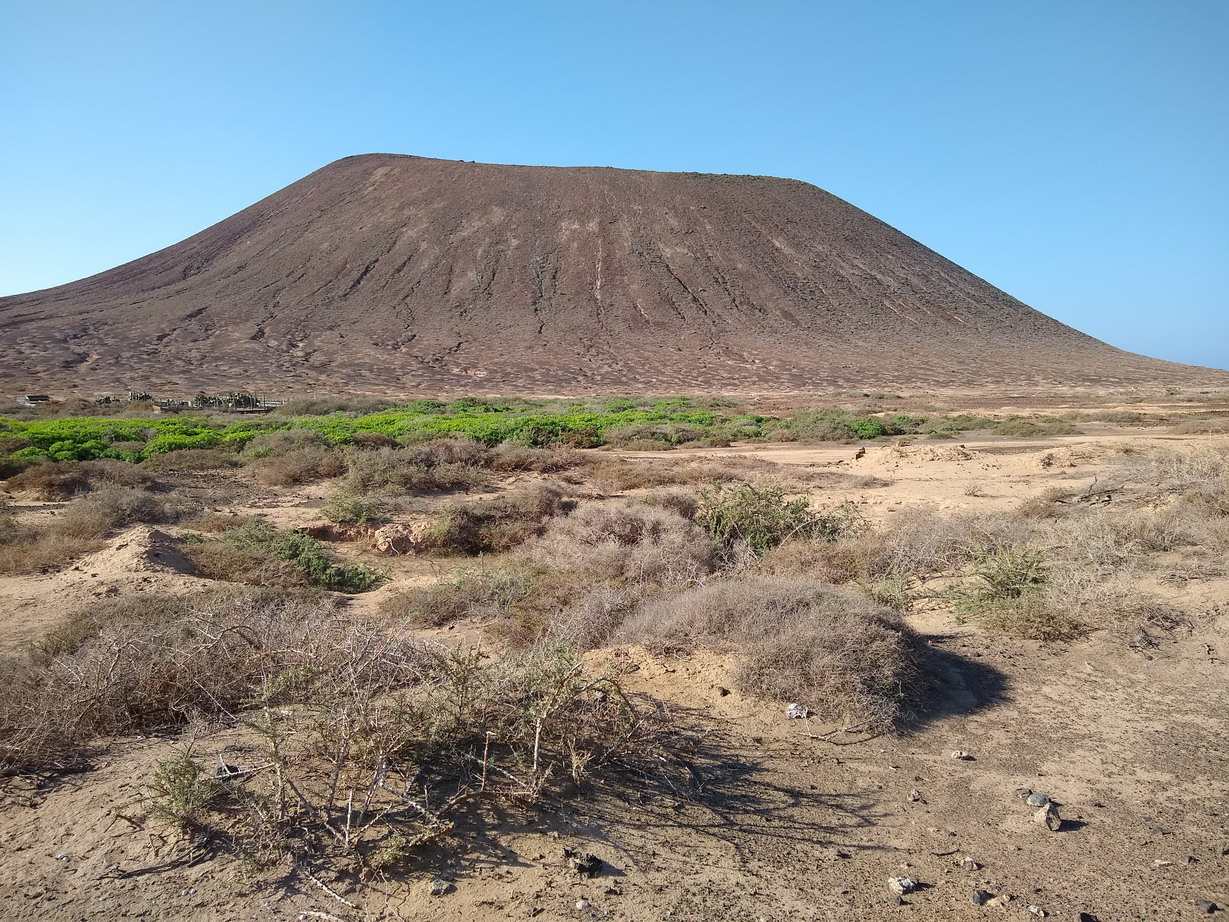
3,0,1226,369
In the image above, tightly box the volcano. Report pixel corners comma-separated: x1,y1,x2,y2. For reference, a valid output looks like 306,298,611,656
0,154,1217,395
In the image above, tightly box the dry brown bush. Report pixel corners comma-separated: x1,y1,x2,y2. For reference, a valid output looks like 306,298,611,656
249,446,347,486
50,485,192,539
757,531,892,584
0,588,347,773
489,443,584,473
1169,416,1229,435
4,459,156,500
401,437,490,467
878,508,1034,580
0,528,102,575
1016,486,1082,519
527,501,717,588
378,564,535,627
180,511,264,534
960,592,1085,641
634,487,700,520
2,586,668,883
544,585,640,651
1110,445,1229,500
342,445,489,494
577,458,737,492
417,482,570,554
620,577,922,729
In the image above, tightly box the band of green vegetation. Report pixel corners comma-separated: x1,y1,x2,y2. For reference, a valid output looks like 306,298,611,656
0,394,1071,465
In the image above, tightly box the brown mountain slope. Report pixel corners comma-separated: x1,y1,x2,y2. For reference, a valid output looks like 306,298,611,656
1,153,1220,394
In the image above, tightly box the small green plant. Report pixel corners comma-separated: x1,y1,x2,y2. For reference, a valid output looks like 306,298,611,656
321,491,390,526
209,521,384,591
967,546,1048,601
145,751,220,834
951,546,1082,639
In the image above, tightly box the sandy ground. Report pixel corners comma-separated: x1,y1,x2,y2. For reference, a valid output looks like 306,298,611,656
2,414,1227,921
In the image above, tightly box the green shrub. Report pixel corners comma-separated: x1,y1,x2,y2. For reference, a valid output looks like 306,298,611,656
697,483,859,555
321,492,391,527
190,521,382,592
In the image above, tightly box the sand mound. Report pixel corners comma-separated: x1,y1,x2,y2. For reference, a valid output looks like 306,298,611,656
71,526,198,579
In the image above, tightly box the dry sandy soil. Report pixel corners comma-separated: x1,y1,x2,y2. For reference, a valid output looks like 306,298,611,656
1,396,1227,922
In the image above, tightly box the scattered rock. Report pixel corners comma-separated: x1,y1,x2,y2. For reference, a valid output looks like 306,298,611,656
887,877,918,896
786,702,810,719
428,877,453,896
1014,787,1034,800
1026,792,1051,808
1034,803,1062,831
971,889,994,906
563,848,603,878
717,686,731,697
1076,912,1100,922
1026,905,1047,917
960,857,980,872
824,847,850,860
1152,859,1174,868
575,900,591,911
951,750,975,760
1194,900,1218,914
372,522,430,555
908,789,925,803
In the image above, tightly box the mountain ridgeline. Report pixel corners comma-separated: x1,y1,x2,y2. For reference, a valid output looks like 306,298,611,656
0,154,1215,394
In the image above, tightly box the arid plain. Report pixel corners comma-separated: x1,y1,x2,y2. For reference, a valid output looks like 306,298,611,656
2,388,1227,922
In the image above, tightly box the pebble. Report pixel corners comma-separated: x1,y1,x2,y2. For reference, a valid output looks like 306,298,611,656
887,877,918,896
971,889,993,906
1076,913,1100,922
1015,787,1035,801
960,857,980,871
1026,792,1051,808
1026,905,1047,917
1194,900,1218,914
428,877,453,896
951,750,975,760
576,900,591,911
786,702,810,719
824,846,850,860
717,686,731,696
908,789,924,803
1034,803,1062,831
